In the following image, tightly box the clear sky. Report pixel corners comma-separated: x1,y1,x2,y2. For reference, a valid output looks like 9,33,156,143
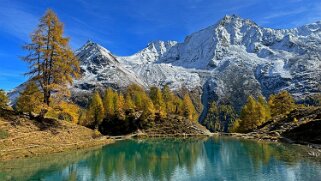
1,0,321,90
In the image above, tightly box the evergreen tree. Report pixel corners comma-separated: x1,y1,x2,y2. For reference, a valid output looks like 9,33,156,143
103,88,115,119
149,86,166,117
219,104,237,132
22,9,80,106
16,81,43,116
0,89,9,109
203,102,237,132
88,91,105,128
183,94,198,121
203,102,219,132
268,90,296,117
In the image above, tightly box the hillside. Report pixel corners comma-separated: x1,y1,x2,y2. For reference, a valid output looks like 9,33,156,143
0,109,114,160
230,107,321,147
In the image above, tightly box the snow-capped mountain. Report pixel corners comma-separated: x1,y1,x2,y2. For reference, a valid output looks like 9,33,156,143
9,15,321,115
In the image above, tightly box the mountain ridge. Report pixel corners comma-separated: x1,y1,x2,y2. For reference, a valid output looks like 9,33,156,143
9,15,321,118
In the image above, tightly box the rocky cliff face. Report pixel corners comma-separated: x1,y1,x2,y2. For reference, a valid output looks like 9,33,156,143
9,15,321,118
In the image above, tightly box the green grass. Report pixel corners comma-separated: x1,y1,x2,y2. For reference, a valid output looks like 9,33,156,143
0,129,9,139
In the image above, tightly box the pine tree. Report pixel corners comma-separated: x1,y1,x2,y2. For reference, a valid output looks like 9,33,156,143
88,91,105,128
0,89,9,109
268,90,295,117
16,81,43,116
22,9,80,106
203,101,219,132
149,86,166,117
182,94,198,121
103,88,115,119
219,104,237,132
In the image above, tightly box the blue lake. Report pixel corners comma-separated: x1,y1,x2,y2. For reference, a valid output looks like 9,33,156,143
1,137,321,181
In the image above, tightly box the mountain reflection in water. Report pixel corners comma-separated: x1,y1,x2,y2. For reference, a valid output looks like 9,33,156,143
0,137,321,181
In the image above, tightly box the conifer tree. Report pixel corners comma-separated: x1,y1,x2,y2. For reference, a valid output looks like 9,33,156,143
258,95,271,123
127,85,146,110
268,90,295,117
114,92,125,120
16,81,43,116
22,9,80,106
239,96,258,132
0,89,9,109
149,86,166,117
219,104,237,132
173,95,183,115
103,88,115,118
203,101,219,131
239,95,271,132
88,91,105,128
183,94,198,121
124,93,135,111
203,102,237,132
229,119,241,133
140,94,155,121
56,101,80,123
162,85,175,114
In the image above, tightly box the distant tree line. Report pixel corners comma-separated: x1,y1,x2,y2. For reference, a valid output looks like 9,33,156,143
203,90,298,133
79,84,199,134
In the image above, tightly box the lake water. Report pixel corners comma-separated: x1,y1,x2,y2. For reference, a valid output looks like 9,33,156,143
1,137,321,181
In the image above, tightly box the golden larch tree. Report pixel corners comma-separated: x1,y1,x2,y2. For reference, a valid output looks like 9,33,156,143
16,81,43,116
22,9,80,106
149,86,166,117
268,90,296,117
0,90,9,109
103,88,116,118
183,94,198,121
88,91,105,128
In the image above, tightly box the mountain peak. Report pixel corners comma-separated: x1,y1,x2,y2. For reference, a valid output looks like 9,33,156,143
76,41,118,67
217,14,257,27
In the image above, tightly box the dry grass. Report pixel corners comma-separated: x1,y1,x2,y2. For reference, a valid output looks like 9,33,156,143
0,109,114,160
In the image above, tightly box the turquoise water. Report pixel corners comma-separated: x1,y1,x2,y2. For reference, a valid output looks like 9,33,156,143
1,137,321,181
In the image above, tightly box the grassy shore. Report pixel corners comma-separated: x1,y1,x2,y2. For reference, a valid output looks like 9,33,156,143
0,109,115,161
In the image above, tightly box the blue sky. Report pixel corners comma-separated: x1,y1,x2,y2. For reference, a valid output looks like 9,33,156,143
1,0,321,90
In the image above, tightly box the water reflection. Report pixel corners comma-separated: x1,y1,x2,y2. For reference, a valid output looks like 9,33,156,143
0,137,321,181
